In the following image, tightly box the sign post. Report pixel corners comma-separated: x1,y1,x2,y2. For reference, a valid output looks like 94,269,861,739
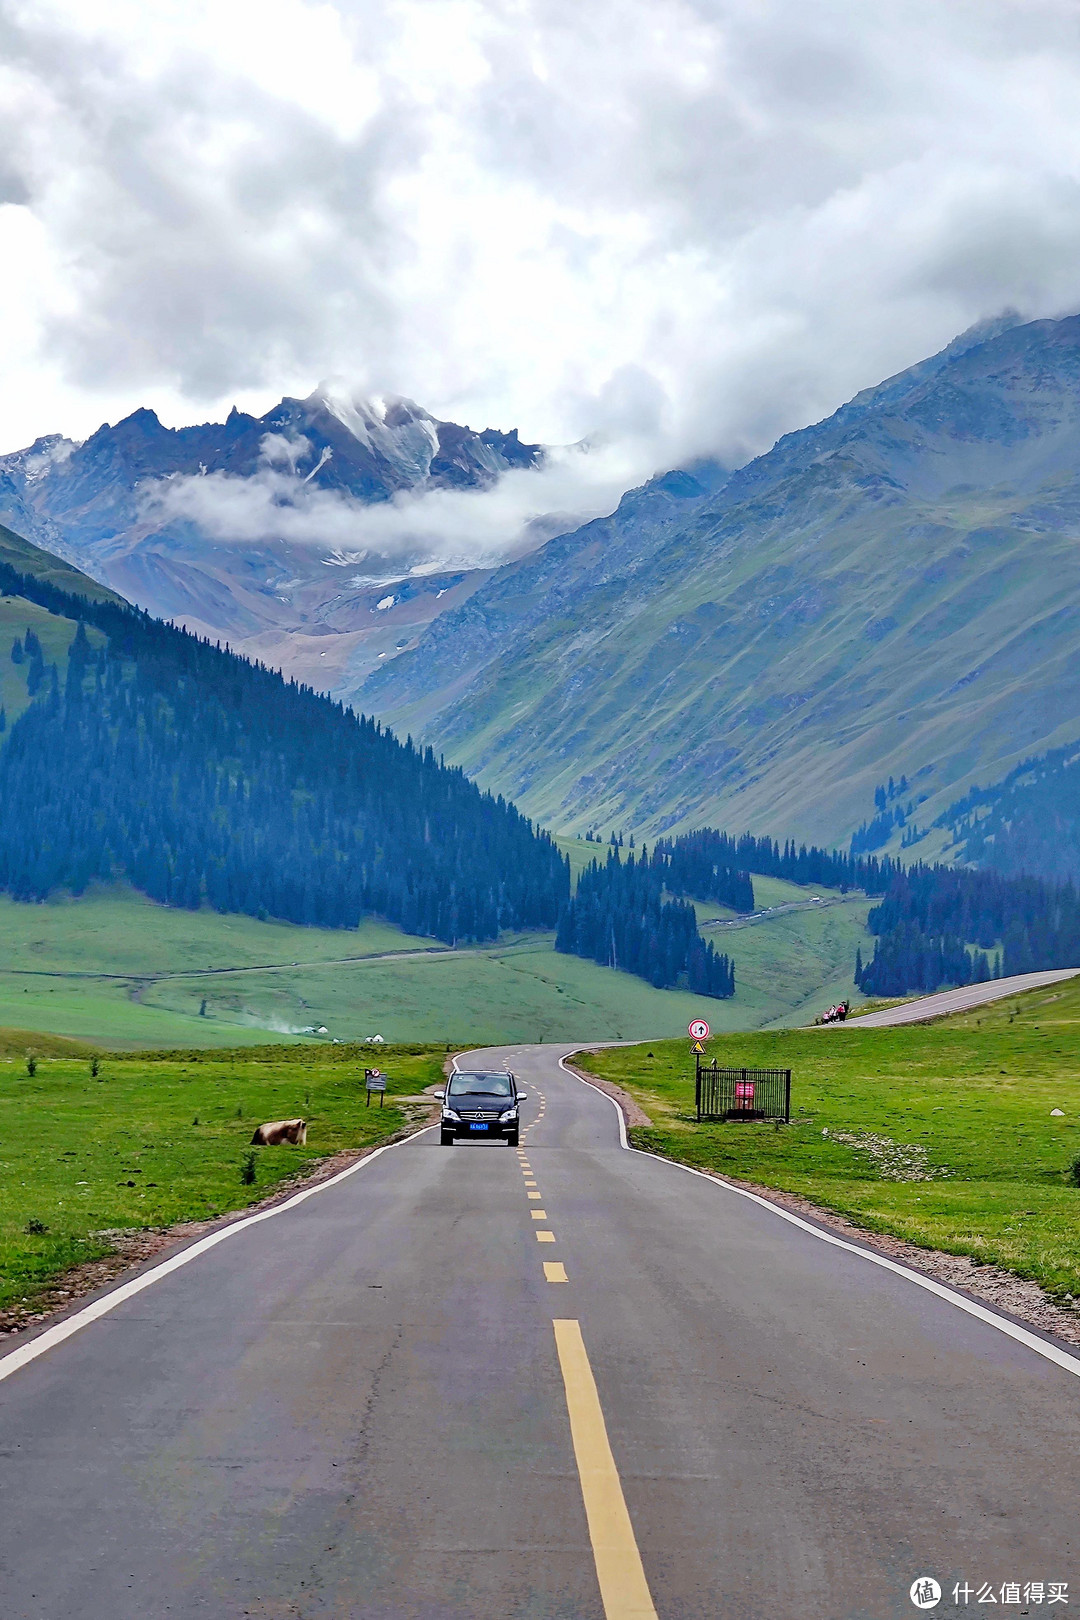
364,1068,386,1108
689,1021,711,1115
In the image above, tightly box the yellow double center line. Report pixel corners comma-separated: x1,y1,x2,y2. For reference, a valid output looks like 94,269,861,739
517,1144,657,1616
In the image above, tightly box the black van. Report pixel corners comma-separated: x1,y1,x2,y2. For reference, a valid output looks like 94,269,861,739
436,1070,526,1146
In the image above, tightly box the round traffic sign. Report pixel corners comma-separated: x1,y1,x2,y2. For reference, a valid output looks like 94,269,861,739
688,1019,710,1040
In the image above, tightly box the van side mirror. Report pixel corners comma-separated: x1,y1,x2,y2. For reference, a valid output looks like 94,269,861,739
516,1093,528,1102
434,1090,445,1101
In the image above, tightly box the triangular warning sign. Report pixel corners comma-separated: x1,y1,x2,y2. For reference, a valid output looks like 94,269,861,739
691,1039,706,1055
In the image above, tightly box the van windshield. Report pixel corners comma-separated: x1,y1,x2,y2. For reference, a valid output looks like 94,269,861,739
447,1072,513,1097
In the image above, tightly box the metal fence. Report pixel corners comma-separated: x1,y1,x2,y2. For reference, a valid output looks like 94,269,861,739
696,1063,791,1123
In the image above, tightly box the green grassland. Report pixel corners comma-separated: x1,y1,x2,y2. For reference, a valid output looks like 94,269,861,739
578,977,1080,1302
0,1043,445,1314
0,879,872,1047
692,873,873,1028
0,593,106,732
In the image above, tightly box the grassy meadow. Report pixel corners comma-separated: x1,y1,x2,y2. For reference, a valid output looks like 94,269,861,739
578,975,1080,1302
0,878,872,1047
0,1043,445,1314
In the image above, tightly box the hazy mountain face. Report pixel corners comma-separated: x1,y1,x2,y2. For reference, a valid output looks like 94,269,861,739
0,391,544,693
363,313,1080,845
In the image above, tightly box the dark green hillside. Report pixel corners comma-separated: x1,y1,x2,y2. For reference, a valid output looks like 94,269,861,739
0,540,568,943
0,519,123,605
365,313,1080,847
932,742,1080,885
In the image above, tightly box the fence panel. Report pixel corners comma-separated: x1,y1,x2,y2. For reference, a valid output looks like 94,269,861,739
696,1064,791,1123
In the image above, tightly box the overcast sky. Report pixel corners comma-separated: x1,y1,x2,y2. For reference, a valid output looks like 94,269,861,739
3,0,1080,479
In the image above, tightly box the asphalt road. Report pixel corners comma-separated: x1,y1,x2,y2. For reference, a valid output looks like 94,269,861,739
2,1044,1079,1619
843,967,1080,1026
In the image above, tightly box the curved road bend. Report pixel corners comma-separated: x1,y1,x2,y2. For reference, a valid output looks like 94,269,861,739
1,1043,1078,1619
842,966,1080,1027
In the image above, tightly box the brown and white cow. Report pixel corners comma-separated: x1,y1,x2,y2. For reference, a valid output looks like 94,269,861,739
250,1118,307,1146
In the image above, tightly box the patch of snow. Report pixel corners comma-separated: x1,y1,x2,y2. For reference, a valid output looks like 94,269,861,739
319,388,374,449
322,550,370,568
375,594,396,611
302,446,332,483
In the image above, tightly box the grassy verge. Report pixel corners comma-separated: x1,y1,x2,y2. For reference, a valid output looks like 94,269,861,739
0,1042,444,1313
577,979,1080,1301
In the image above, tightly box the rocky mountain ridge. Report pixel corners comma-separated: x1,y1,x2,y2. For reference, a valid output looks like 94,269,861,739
0,390,546,692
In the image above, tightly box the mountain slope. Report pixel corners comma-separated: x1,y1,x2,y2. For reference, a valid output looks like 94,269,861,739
364,313,1080,845
0,518,125,606
0,527,568,943
0,393,544,694
928,741,1080,884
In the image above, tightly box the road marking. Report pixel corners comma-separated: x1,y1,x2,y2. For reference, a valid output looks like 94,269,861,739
528,1191,542,1199
544,1261,568,1282
560,1052,1080,1384
537,1230,556,1243
0,1121,439,1385
531,1210,548,1219
553,1319,658,1620
561,1056,629,1149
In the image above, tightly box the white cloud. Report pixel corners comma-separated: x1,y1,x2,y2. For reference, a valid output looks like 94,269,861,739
144,432,649,573
2,0,1080,485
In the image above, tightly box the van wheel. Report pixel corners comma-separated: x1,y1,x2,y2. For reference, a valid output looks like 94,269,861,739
506,1131,519,1147
440,1131,455,1146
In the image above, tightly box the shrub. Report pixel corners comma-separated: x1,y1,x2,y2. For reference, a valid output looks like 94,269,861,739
24,1218,47,1235
1066,1155,1080,1188
25,1055,37,1077
240,1151,257,1185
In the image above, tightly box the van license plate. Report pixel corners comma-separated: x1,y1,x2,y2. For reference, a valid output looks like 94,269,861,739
469,1123,489,1131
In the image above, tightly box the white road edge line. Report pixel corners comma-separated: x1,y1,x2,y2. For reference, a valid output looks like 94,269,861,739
560,1054,1080,1382
0,1121,438,1385
562,1056,628,1149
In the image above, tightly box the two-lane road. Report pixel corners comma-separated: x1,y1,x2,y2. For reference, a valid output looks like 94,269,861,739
1,1043,1077,1618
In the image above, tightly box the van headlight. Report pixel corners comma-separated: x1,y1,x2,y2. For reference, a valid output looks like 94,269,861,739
443,1108,461,1122
499,1107,518,1121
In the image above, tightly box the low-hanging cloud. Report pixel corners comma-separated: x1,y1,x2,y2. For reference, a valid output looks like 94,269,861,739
144,429,653,573
3,0,1080,483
